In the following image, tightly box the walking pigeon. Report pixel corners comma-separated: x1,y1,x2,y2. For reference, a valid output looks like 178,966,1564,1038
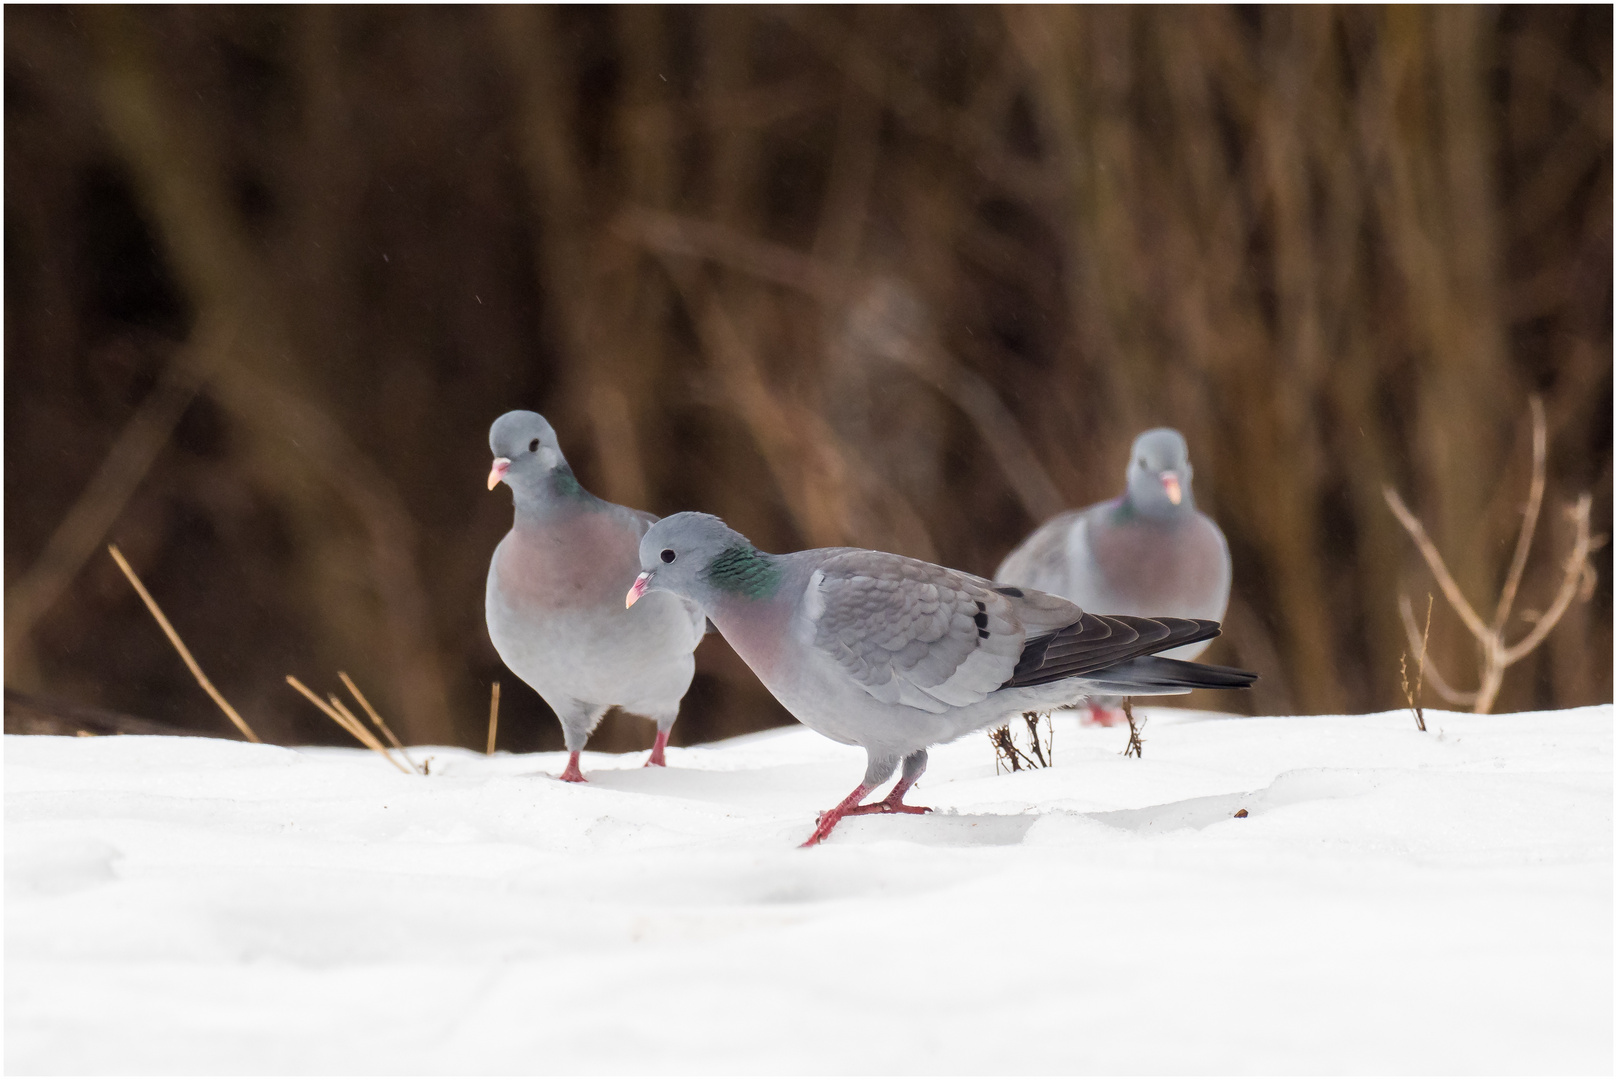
485,411,705,781
995,428,1232,726
626,512,1254,844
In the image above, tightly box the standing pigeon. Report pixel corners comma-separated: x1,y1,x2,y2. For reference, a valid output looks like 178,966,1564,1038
626,512,1254,845
994,428,1231,725
485,411,705,781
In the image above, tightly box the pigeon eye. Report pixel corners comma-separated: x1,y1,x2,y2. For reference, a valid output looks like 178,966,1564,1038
660,549,677,564
529,438,540,452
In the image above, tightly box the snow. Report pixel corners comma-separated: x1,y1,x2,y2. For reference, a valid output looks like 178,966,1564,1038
6,704,1611,1074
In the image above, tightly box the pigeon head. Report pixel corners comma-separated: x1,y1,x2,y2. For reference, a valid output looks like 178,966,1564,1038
1124,428,1194,515
628,512,779,609
486,410,575,496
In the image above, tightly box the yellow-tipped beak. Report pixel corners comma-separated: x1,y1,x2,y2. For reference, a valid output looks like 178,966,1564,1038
626,571,651,608
487,457,511,490
1162,472,1182,505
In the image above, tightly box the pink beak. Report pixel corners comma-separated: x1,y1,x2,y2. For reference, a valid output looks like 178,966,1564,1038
487,457,511,491
625,571,651,608
1161,472,1182,506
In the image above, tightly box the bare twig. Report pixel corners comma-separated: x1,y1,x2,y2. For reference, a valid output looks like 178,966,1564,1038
1491,397,1547,636
1383,399,1599,713
1501,496,1600,665
1382,486,1491,642
107,545,261,743
1022,710,1051,767
339,671,419,773
1397,592,1476,706
1121,699,1145,758
284,675,410,774
486,681,501,756
988,724,1039,773
1398,594,1433,731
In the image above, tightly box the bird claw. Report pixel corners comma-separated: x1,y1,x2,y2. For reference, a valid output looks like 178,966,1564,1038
843,798,932,817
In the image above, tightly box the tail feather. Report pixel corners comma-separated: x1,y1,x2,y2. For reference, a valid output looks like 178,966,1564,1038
1006,614,1221,687
1080,655,1258,693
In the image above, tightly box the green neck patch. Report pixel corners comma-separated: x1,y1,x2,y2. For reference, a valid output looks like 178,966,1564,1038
703,544,782,599
549,467,588,501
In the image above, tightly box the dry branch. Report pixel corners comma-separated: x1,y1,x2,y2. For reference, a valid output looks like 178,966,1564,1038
1398,594,1433,731
107,545,261,743
1384,398,1602,714
1121,700,1145,758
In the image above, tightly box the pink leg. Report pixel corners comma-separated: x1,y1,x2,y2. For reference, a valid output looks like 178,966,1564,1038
800,783,874,847
1081,703,1126,727
842,775,932,817
558,750,586,783
644,728,670,768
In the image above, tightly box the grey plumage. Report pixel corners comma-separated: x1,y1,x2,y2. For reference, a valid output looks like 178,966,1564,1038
628,512,1254,843
996,428,1232,666
484,411,705,781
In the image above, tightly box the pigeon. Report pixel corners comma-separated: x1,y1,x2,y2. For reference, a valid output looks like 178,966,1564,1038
994,428,1232,725
485,411,705,781
626,512,1255,845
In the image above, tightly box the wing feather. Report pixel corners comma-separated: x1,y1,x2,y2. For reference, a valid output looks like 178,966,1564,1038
805,551,1024,713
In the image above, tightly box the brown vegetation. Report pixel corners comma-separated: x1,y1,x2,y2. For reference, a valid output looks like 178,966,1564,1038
4,8,1610,750
1386,397,1605,714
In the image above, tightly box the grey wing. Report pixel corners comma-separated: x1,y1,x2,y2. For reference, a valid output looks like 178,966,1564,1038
994,510,1084,597
803,550,1027,714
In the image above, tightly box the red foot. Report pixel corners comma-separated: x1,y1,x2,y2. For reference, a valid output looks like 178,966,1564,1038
1081,704,1126,727
558,751,587,783
801,778,931,846
800,783,872,847
644,728,670,768
844,797,932,817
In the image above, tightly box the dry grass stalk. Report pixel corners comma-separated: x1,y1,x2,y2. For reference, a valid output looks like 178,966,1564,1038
1398,594,1433,732
486,680,501,755
338,671,419,772
284,674,410,774
106,544,261,743
1121,699,1145,759
1384,397,1604,714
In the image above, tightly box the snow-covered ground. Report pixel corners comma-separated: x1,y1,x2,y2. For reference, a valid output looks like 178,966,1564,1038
6,704,1611,1074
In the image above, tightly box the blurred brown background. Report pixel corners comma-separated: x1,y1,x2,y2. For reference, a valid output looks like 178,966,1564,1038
5,6,1611,751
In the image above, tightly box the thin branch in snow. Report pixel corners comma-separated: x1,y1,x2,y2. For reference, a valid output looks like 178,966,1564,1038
988,724,1038,773
1122,699,1146,758
1022,710,1052,767
1399,594,1432,732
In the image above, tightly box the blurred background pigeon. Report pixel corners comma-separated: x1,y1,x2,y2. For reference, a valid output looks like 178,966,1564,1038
996,428,1232,724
